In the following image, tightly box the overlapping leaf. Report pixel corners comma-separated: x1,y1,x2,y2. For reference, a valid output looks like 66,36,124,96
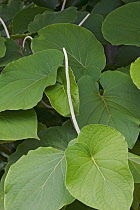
102,2,140,46
128,152,140,183
0,37,6,58
32,23,106,81
130,57,140,89
77,71,140,148
65,124,134,210
45,67,79,116
0,49,63,112
28,7,77,33
12,7,48,34
4,147,74,210
0,39,23,67
0,109,38,140
32,0,59,9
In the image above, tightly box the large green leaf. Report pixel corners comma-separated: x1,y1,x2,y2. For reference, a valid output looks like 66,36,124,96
122,0,139,3
32,23,106,81
0,109,38,140
130,57,140,89
73,12,107,44
45,67,79,116
4,147,74,210
0,0,23,24
0,49,63,112
128,152,140,183
0,37,6,58
77,71,140,148
91,0,123,17
0,39,23,67
32,0,59,9
102,2,140,46
28,7,77,33
65,124,134,210
12,7,48,34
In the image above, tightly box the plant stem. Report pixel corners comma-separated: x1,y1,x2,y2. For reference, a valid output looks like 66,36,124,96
0,17,10,38
41,100,53,109
78,13,90,26
0,146,12,155
63,47,80,135
61,0,67,11
22,35,33,48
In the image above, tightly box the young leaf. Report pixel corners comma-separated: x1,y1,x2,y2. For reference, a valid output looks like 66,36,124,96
65,124,134,210
0,49,63,112
0,37,6,58
128,152,140,183
0,109,38,141
102,2,140,46
32,23,106,81
28,7,77,33
12,7,48,34
77,71,140,148
130,57,140,89
0,39,23,67
45,67,79,116
4,147,74,210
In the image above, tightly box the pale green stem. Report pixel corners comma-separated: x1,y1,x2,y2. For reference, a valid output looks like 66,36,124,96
22,35,33,48
0,17,10,38
41,100,53,109
63,47,80,135
78,13,90,26
61,0,67,11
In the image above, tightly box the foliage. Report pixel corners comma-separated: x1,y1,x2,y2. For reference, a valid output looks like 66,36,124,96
0,0,140,210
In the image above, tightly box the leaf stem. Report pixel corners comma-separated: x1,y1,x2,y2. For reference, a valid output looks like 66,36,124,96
41,100,53,109
78,13,90,26
22,35,33,48
0,17,10,38
63,47,80,135
61,0,67,11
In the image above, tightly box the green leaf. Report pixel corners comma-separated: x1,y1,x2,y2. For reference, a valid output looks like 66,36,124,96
0,109,38,141
45,67,79,116
91,0,123,17
130,57,140,89
77,71,140,148
0,39,23,67
28,7,77,33
0,49,63,112
0,37,6,58
102,2,140,46
12,7,48,34
73,12,107,44
132,183,140,210
122,0,139,3
32,0,59,9
0,181,4,210
115,46,140,67
128,152,140,183
65,124,134,210
0,0,23,24
32,23,106,81
4,147,74,210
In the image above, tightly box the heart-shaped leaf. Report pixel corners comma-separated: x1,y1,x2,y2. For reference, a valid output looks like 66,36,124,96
65,124,134,210
45,67,79,116
102,2,140,46
4,147,74,210
0,109,38,140
32,23,106,81
77,71,140,148
0,49,63,112
130,57,140,89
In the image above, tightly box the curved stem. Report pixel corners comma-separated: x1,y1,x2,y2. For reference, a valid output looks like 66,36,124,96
41,100,53,109
0,17,10,38
22,35,33,48
63,47,80,135
61,0,67,11
78,13,90,26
